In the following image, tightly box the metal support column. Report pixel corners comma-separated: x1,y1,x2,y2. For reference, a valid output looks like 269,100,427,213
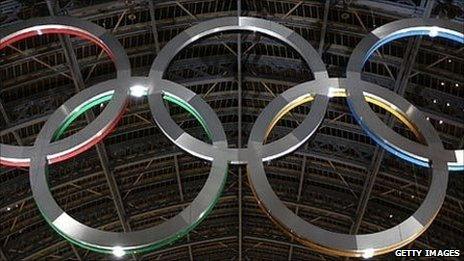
237,1,243,260
148,0,161,54
318,0,331,55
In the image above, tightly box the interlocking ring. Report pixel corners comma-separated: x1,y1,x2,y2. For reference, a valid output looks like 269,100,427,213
1,15,462,257
0,16,131,167
345,18,464,171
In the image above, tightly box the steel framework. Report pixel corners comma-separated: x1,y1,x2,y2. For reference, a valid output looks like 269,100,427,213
1,0,463,260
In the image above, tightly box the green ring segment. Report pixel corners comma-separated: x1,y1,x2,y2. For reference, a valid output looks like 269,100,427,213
52,92,212,142
31,79,224,255
52,91,114,141
163,93,213,140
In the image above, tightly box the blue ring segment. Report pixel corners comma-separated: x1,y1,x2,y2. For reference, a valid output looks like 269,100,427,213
357,26,464,171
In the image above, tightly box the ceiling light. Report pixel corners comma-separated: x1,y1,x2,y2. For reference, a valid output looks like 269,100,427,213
429,26,439,37
362,248,374,259
327,87,341,97
112,246,125,257
129,85,148,97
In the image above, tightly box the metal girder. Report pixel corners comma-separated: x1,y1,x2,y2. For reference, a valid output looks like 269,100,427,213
0,247,9,261
2,73,463,144
141,236,237,260
237,2,243,260
354,0,445,19
0,117,456,184
287,144,308,261
282,1,303,19
83,10,127,83
1,2,462,258
318,0,331,55
244,234,442,260
4,44,73,79
409,46,464,78
44,0,134,255
69,244,83,261
173,155,184,201
148,0,161,54
5,124,460,218
1,150,185,208
349,0,436,236
19,195,236,260
3,40,462,95
0,79,21,146
288,2,328,257
172,154,193,261
0,99,22,146
12,189,445,260
6,147,460,236
348,147,385,234
3,6,463,89
4,52,464,127
57,0,461,25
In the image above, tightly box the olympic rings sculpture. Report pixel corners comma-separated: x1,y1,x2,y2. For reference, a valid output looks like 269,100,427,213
0,16,463,258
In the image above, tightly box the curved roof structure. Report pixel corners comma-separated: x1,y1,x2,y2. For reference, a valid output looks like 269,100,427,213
1,0,463,260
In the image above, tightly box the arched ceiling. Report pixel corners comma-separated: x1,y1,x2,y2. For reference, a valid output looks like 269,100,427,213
0,0,463,260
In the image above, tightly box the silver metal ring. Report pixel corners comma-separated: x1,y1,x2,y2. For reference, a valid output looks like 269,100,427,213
147,16,328,163
28,77,229,254
346,18,464,171
246,77,450,257
1,15,461,258
0,16,131,166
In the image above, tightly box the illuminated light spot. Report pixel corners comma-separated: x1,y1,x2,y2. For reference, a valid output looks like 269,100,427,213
446,102,450,107
6,207,11,211
426,117,430,121
37,29,43,35
112,246,125,257
429,26,439,37
362,248,374,259
389,214,393,218
456,83,459,87
433,99,437,104
440,82,445,86
129,85,148,97
439,120,444,124
199,210,207,219
327,87,346,98
448,59,452,63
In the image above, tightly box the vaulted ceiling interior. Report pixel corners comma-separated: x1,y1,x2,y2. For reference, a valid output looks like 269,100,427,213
0,0,463,260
